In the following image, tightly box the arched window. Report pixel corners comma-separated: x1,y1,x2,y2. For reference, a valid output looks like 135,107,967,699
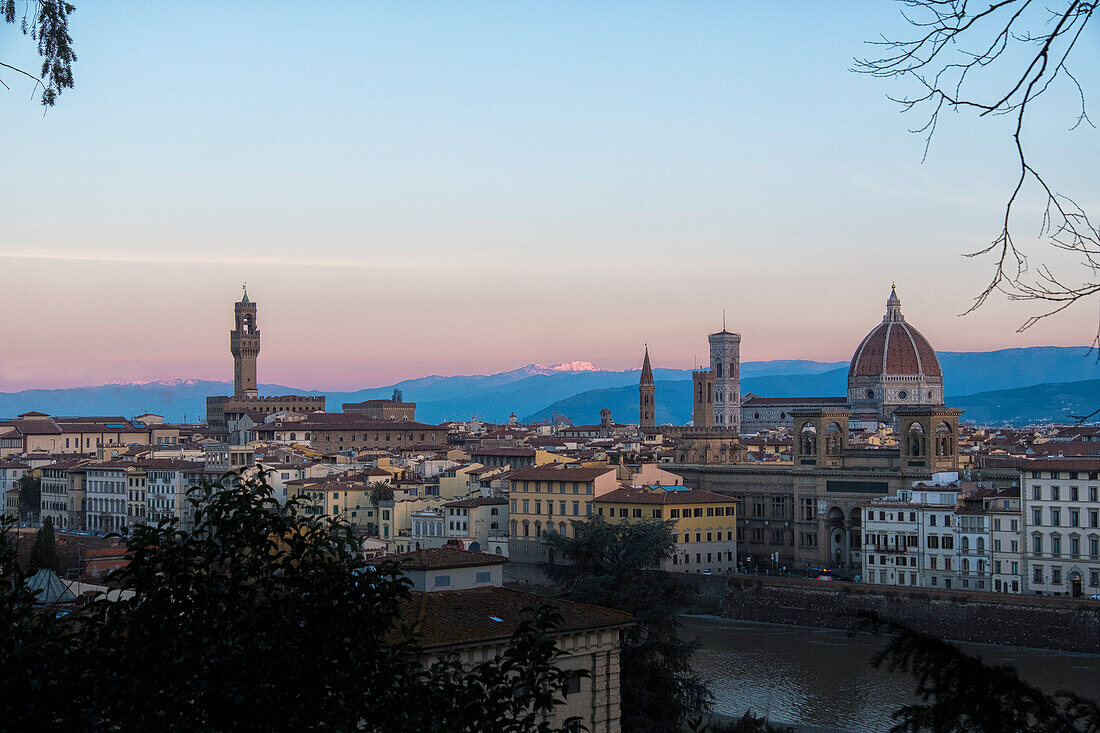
715,363,723,378
976,537,985,552
961,536,969,551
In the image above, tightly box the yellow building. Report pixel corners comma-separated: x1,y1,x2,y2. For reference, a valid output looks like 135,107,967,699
507,464,620,563
289,474,378,532
437,463,485,500
593,486,738,574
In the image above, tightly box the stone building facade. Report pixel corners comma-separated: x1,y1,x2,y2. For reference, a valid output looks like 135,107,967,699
671,405,962,570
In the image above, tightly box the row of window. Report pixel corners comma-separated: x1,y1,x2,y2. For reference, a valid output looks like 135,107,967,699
1030,534,1100,558
1031,566,1100,587
682,531,734,543
514,499,588,517
513,481,594,495
1029,507,1100,528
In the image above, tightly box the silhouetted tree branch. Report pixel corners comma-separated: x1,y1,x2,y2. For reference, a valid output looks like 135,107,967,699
851,610,1100,732
856,1,1099,336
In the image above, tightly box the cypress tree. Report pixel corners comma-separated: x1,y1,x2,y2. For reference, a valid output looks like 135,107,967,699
29,516,59,573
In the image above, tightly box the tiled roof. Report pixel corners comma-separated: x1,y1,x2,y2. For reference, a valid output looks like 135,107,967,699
507,465,614,482
443,497,508,509
469,447,536,456
849,321,941,379
388,547,508,571
594,487,733,505
399,586,632,649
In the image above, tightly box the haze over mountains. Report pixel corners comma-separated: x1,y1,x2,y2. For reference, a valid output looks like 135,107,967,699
1,347,1097,427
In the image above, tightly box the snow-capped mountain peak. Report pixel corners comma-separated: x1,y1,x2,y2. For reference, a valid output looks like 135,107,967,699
522,361,600,375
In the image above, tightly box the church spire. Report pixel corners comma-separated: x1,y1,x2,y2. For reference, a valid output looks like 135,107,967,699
639,344,655,429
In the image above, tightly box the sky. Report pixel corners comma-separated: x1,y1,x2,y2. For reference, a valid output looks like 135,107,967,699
2,1,1099,391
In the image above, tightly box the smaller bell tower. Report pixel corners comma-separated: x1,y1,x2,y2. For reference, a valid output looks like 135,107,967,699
231,285,260,398
639,345,655,429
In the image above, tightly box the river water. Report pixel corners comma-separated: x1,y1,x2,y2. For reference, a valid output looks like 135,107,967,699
680,615,1100,732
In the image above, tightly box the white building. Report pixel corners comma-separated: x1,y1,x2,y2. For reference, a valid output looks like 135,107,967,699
443,497,509,556
861,485,960,589
84,462,130,534
0,460,28,500
410,508,447,549
1021,459,1100,597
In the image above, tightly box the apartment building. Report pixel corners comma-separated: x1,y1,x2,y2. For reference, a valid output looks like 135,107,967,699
507,464,619,562
593,486,737,574
1021,459,1100,597
861,486,960,589
84,462,131,534
443,497,508,555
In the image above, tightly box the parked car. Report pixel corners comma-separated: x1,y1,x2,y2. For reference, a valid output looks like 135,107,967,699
1089,593,1100,601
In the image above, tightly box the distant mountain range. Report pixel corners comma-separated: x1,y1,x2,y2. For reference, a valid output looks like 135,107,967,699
1,347,1098,426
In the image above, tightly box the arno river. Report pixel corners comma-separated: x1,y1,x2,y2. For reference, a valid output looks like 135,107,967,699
680,615,1100,732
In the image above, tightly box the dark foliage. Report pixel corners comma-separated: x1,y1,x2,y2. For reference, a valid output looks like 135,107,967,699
0,514,65,723
852,611,1100,732
28,514,58,572
16,473,40,514
2,0,76,106
0,474,588,732
545,516,713,732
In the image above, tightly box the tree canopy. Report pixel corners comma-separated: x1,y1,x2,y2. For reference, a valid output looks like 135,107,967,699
28,514,58,572
0,475,587,732
545,516,713,733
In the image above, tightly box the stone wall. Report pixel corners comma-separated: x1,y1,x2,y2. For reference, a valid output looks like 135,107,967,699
720,575,1100,653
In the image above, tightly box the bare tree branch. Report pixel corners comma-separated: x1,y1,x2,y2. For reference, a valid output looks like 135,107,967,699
855,1,1099,332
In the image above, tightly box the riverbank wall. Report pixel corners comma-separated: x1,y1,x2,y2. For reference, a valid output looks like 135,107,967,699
718,575,1100,653
503,562,1100,653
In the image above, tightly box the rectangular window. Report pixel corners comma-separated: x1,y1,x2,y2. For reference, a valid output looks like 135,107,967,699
694,508,703,518
434,575,451,587
1032,508,1043,526
670,509,680,518
475,571,491,583
1051,508,1061,526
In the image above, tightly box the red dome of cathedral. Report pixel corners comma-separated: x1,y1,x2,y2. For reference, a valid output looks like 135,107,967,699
848,286,941,379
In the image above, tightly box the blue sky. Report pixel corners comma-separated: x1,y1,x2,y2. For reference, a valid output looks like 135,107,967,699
2,2,1098,390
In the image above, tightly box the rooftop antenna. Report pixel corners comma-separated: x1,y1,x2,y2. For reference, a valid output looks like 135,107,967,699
722,309,726,331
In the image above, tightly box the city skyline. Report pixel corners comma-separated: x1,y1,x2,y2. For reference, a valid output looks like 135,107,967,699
3,2,1099,390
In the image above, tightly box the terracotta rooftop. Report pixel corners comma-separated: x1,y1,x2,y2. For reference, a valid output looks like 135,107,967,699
399,586,632,649
594,487,734,505
507,465,614,482
443,497,508,508
389,547,508,571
